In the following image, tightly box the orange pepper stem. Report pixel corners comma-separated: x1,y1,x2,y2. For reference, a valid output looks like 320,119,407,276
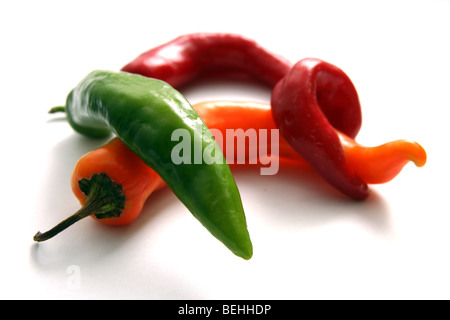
33,173,125,242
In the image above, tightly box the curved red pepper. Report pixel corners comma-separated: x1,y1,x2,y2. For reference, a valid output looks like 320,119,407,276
121,33,368,199
271,58,369,200
121,33,291,88
121,33,363,138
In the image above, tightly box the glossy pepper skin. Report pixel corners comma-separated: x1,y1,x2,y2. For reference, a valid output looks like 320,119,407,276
121,34,368,199
35,100,426,253
44,101,425,229
271,58,370,200
121,33,292,88
42,70,253,260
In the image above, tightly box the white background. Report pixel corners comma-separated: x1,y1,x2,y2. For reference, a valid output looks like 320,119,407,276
1,0,449,300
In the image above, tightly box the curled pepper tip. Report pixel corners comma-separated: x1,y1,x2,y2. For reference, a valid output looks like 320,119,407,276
344,137,428,185
375,139,427,169
407,140,427,168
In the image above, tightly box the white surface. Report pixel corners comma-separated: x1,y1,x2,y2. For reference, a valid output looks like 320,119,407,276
1,0,449,300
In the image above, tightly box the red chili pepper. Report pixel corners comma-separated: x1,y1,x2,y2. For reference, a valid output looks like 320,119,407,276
120,34,363,138
121,33,291,88
271,58,369,200
121,34,371,199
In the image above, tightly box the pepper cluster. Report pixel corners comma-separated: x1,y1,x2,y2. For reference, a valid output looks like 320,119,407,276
34,33,427,259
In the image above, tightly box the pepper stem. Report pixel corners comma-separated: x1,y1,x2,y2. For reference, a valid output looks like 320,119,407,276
34,173,126,242
48,106,66,114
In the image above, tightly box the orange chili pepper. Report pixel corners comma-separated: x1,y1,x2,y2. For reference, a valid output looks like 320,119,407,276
39,101,426,232
70,138,165,226
193,101,427,185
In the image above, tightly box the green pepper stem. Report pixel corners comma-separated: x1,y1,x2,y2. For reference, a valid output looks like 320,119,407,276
34,173,126,242
33,201,98,242
48,106,66,114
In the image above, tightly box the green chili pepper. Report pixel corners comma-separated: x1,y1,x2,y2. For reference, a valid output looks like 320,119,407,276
55,70,253,260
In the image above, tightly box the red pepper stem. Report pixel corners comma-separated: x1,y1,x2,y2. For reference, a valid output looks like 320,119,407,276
33,173,126,242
